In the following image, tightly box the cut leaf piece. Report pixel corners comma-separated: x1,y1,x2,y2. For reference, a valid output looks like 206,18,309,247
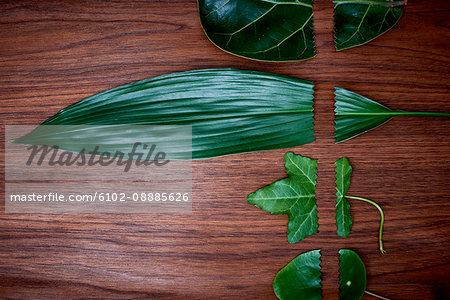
14,69,316,160
334,0,404,51
198,0,316,61
247,152,318,244
334,87,450,143
335,157,352,238
339,249,366,300
334,157,387,254
273,249,322,300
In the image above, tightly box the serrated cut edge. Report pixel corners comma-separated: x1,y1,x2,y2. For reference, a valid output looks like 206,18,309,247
334,86,398,143
318,249,324,299
338,249,346,298
286,153,319,244
333,1,339,51
333,87,340,142
311,82,317,141
310,8,317,59
273,249,323,299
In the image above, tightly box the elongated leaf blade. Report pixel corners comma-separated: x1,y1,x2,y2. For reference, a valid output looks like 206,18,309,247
273,249,322,300
198,0,316,61
334,87,393,143
335,157,352,238
247,152,318,244
15,69,315,160
334,0,403,51
339,249,366,300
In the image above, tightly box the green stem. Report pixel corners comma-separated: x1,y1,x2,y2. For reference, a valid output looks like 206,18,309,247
365,290,392,300
340,111,450,117
394,111,450,118
345,195,386,254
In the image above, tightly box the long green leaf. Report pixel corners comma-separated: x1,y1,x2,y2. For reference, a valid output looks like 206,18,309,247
273,249,322,300
335,157,352,238
247,152,318,244
334,0,404,51
339,249,366,300
198,0,315,61
14,69,315,160
334,87,450,143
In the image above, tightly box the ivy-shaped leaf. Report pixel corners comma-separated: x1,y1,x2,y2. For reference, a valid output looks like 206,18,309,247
339,249,366,300
334,0,404,51
273,249,322,300
334,157,387,254
14,69,316,160
334,87,450,143
335,157,352,238
247,152,318,243
198,0,316,61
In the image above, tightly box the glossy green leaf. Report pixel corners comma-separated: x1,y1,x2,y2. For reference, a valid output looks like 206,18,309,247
247,152,318,243
334,0,404,50
334,87,450,143
14,69,316,160
339,249,366,300
198,0,316,61
334,87,393,143
334,156,387,253
335,157,352,238
273,249,322,300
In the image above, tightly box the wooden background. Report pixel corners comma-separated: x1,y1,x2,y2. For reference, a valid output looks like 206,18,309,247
1,0,449,299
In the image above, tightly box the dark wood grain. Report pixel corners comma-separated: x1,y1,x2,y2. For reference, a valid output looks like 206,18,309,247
1,0,449,299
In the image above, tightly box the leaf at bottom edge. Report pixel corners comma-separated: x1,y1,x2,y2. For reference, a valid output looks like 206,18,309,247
339,249,367,300
273,249,322,300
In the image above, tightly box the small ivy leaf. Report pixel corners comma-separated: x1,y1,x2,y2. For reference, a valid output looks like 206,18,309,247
334,0,404,51
247,152,318,244
335,157,353,238
334,87,450,143
198,0,316,61
339,249,367,300
273,249,322,300
334,156,387,253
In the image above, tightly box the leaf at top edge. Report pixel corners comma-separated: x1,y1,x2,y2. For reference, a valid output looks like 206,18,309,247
334,86,393,143
13,69,315,160
335,157,352,238
273,249,322,300
247,152,318,244
198,0,316,61
334,0,403,51
339,249,366,300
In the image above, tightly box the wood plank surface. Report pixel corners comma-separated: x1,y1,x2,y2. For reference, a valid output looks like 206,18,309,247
1,0,449,299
